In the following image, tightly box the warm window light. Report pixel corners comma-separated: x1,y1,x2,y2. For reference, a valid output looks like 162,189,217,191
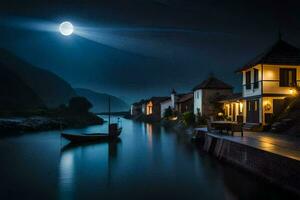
289,88,297,95
239,102,243,113
265,70,274,80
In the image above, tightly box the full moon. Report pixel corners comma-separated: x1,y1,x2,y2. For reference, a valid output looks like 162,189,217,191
59,21,74,36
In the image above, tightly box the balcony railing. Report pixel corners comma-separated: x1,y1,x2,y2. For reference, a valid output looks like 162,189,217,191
243,80,300,95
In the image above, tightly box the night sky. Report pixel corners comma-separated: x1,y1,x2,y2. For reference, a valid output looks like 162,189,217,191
1,0,300,103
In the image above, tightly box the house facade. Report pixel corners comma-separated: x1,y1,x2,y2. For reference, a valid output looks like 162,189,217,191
219,93,244,122
145,97,169,120
176,93,194,114
160,89,194,118
130,99,147,116
160,98,172,118
193,76,233,117
234,38,300,125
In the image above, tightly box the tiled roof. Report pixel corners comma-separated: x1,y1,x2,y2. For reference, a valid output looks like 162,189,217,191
149,96,170,103
192,77,233,91
160,98,171,103
177,93,193,103
236,39,300,72
218,93,243,102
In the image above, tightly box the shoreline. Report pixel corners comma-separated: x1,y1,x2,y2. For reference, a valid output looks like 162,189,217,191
0,114,104,133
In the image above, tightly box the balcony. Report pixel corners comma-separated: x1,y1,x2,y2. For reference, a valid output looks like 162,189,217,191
243,81,261,97
243,80,300,97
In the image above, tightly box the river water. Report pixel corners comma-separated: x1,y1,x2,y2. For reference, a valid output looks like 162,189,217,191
0,116,296,200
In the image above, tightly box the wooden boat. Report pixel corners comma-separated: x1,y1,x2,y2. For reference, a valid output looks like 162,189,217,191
61,127,122,143
61,96,122,143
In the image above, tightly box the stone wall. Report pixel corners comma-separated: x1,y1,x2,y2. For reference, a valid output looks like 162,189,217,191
203,133,300,195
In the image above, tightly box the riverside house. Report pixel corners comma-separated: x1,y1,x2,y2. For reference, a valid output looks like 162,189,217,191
160,89,194,118
160,98,172,118
145,97,169,120
193,76,233,117
222,38,300,126
130,99,147,116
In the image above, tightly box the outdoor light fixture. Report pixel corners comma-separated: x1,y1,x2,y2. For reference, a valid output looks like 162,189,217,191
59,21,74,36
217,112,224,117
289,88,297,95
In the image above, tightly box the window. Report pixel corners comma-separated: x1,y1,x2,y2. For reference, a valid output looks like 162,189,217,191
254,101,258,111
253,68,259,88
197,91,199,99
245,71,251,89
280,68,296,87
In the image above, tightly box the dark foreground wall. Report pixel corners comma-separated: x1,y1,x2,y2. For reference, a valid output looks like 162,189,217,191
203,133,300,195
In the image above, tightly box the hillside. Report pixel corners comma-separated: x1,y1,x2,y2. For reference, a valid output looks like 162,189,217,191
0,64,45,112
0,49,76,108
75,88,129,113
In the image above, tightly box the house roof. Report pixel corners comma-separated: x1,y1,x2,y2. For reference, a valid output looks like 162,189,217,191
149,96,169,103
218,93,243,103
192,76,233,91
236,39,300,72
132,99,148,106
177,93,193,103
160,97,171,104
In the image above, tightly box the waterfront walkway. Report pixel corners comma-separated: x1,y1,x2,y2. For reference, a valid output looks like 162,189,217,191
196,128,300,161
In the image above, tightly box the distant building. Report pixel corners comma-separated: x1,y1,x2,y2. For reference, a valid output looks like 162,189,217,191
130,99,147,116
160,89,194,118
176,93,194,114
146,97,169,120
193,76,233,117
160,98,172,118
233,38,300,125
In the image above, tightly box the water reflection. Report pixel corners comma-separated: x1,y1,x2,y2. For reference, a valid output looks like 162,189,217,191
59,139,121,200
0,116,297,200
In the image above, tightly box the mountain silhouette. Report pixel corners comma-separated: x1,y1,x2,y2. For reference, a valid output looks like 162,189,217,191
0,64,45,112
0,49,76,108
75,88,129,113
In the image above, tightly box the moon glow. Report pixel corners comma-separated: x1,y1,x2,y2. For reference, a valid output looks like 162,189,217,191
59,21,74,36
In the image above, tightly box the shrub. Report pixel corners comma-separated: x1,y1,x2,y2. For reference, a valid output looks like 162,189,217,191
164,106,173,118
182,111,195,126
195,109,207,125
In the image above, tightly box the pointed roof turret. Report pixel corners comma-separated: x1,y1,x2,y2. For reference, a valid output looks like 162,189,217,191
171,88,176,94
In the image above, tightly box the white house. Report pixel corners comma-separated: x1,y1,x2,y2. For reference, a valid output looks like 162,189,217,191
160,98,172,118
233,38,300,125
193,76,233,117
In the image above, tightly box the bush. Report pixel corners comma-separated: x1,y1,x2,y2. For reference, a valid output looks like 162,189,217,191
182,111,195,126
68,97,93,114
164,106,173,118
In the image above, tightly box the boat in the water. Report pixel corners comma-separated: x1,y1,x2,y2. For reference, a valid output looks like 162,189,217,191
61,126,122,143
61,96,122,143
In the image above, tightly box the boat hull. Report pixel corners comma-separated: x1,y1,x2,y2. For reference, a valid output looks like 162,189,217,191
61,129,122,143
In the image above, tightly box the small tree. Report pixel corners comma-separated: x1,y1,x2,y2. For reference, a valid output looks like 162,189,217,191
68,96,93,114
164,106,173,118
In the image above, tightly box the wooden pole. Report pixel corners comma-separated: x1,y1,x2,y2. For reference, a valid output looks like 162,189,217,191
108,96,111,134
